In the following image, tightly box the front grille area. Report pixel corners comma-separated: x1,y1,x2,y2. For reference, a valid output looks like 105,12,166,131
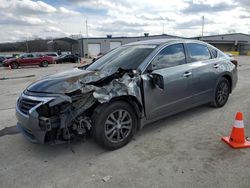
18,97,41,115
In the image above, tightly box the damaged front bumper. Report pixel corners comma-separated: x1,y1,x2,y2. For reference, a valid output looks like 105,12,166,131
16,90,96,144
16,94,55,143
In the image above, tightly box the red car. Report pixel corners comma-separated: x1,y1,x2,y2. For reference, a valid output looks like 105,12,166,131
3,53,54,69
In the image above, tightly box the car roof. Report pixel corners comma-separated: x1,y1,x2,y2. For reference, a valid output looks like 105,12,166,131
125,39,208,46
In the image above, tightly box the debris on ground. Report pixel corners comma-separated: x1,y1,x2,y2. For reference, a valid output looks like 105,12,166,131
102,175,112,182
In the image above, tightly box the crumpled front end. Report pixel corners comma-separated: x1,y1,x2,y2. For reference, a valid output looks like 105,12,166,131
16,68,143,144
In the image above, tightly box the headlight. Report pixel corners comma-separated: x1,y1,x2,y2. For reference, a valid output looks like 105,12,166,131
37,104,50,117
50,105,61,116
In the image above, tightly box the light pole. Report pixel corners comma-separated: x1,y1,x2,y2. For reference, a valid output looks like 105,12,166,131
201,16,204,40
85,18,89,58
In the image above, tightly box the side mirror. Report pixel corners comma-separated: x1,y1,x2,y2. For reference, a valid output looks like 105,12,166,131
149,73,164,90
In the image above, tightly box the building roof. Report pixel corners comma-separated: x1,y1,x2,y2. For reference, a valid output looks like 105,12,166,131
47,37,78,44
80,34,184,40
198,33,250,38
51,33,250,44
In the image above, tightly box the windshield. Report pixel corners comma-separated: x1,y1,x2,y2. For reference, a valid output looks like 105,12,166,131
87,45,157,72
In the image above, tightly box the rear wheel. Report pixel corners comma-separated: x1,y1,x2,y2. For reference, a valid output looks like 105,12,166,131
40,61,48,67
210,77,230,108
92,101,137,150
10,62,18,69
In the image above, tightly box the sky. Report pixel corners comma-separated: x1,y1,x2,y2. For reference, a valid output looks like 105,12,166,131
0,0,249,42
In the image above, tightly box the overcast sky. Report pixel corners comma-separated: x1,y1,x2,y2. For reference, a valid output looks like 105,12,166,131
0,0,249,42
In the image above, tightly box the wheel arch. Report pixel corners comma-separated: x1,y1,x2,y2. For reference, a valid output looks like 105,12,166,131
93,95,144,130
41,60,49,63
11,61,19,65
221,74,232,93
108,95,144,119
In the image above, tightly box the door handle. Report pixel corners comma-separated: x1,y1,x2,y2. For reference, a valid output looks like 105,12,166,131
183,72,192,77
213,64,220,69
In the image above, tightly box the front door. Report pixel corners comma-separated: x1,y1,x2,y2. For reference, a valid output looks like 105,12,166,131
19,54,35,66
142,43,193,120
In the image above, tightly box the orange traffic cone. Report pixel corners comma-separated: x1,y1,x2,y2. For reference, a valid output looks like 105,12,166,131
221,112,250,148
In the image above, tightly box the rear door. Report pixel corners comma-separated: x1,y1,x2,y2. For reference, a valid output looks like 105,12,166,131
142,43,193,120
28,54,39,65
33,54,43,65
185,43,218,103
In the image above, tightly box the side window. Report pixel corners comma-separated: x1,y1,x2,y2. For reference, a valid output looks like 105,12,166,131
186,43,211,62
151,43,186,70
35,54,42,57
27,54,33,58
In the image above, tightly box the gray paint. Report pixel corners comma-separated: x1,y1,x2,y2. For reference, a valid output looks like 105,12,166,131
139,40,237,122
16,39,237,145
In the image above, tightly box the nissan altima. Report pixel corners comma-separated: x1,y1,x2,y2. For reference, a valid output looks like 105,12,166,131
16,39,237,150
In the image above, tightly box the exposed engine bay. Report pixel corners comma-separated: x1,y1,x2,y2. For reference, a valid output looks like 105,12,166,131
17,67,143,144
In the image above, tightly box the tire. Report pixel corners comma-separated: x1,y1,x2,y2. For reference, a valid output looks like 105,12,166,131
40,61,48,67
92,101,137,150
210,77,230,108
10,62,18,69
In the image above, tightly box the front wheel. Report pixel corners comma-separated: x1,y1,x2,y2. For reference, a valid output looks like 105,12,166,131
210,77,230,108
10,62,18,69
92,101,137,150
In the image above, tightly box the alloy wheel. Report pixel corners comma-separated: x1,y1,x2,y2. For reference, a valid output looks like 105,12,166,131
104,109,132,143
216,81,229,105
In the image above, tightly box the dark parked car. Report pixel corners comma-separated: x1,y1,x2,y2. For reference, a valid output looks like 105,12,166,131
16,39,237,150
3,53,54,69
0,56,6,66
55,54,79,63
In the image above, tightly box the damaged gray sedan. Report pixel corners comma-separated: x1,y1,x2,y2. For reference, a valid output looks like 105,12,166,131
16,39,237,150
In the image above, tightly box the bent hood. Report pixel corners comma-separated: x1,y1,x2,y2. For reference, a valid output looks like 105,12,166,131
27,68,108,94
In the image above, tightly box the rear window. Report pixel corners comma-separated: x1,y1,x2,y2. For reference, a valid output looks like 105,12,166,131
46,54,57,57
186,43,211,62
